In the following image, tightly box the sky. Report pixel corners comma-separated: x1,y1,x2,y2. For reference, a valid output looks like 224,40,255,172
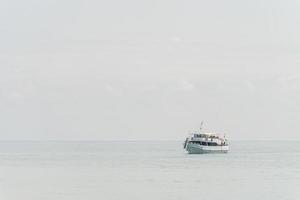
1,0,300,140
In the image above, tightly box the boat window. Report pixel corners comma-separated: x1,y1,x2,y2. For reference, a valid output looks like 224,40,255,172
208,142,218,146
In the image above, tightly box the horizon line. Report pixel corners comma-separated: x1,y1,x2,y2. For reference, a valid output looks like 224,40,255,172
0,139,300,142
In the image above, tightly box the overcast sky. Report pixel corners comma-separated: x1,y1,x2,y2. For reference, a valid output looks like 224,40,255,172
1,0,300,140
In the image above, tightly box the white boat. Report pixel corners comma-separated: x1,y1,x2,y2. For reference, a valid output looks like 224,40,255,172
183,123,229,154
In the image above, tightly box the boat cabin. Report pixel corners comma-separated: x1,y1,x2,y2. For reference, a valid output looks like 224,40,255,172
190,133,228,146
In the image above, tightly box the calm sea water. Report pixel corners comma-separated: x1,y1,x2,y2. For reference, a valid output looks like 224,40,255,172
0,141,299,200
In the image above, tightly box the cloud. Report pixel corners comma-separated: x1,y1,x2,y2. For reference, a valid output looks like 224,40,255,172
276,75,300,91
176,79,196,91
245,80,256,92
104,84,122,96
277,75,300,84
169,36,182,43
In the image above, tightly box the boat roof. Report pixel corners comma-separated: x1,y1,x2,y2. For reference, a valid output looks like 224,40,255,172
193,132,225,137
194,132,219,135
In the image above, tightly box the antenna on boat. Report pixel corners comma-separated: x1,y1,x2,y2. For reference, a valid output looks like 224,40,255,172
200,121,204,131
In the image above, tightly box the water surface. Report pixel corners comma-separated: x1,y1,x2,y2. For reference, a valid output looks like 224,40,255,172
0,141,299,200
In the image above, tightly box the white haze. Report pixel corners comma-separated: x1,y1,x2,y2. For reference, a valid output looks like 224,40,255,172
1,0,300,140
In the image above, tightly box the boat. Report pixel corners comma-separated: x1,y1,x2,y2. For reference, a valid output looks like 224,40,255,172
183,122,229,154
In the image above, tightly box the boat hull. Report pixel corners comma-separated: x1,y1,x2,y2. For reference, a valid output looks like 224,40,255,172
186,143,229,154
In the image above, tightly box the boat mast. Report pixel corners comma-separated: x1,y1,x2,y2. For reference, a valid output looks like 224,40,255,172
200,121,204,132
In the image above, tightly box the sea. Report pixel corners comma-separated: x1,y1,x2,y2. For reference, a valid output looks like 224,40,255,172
0,141,299,200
